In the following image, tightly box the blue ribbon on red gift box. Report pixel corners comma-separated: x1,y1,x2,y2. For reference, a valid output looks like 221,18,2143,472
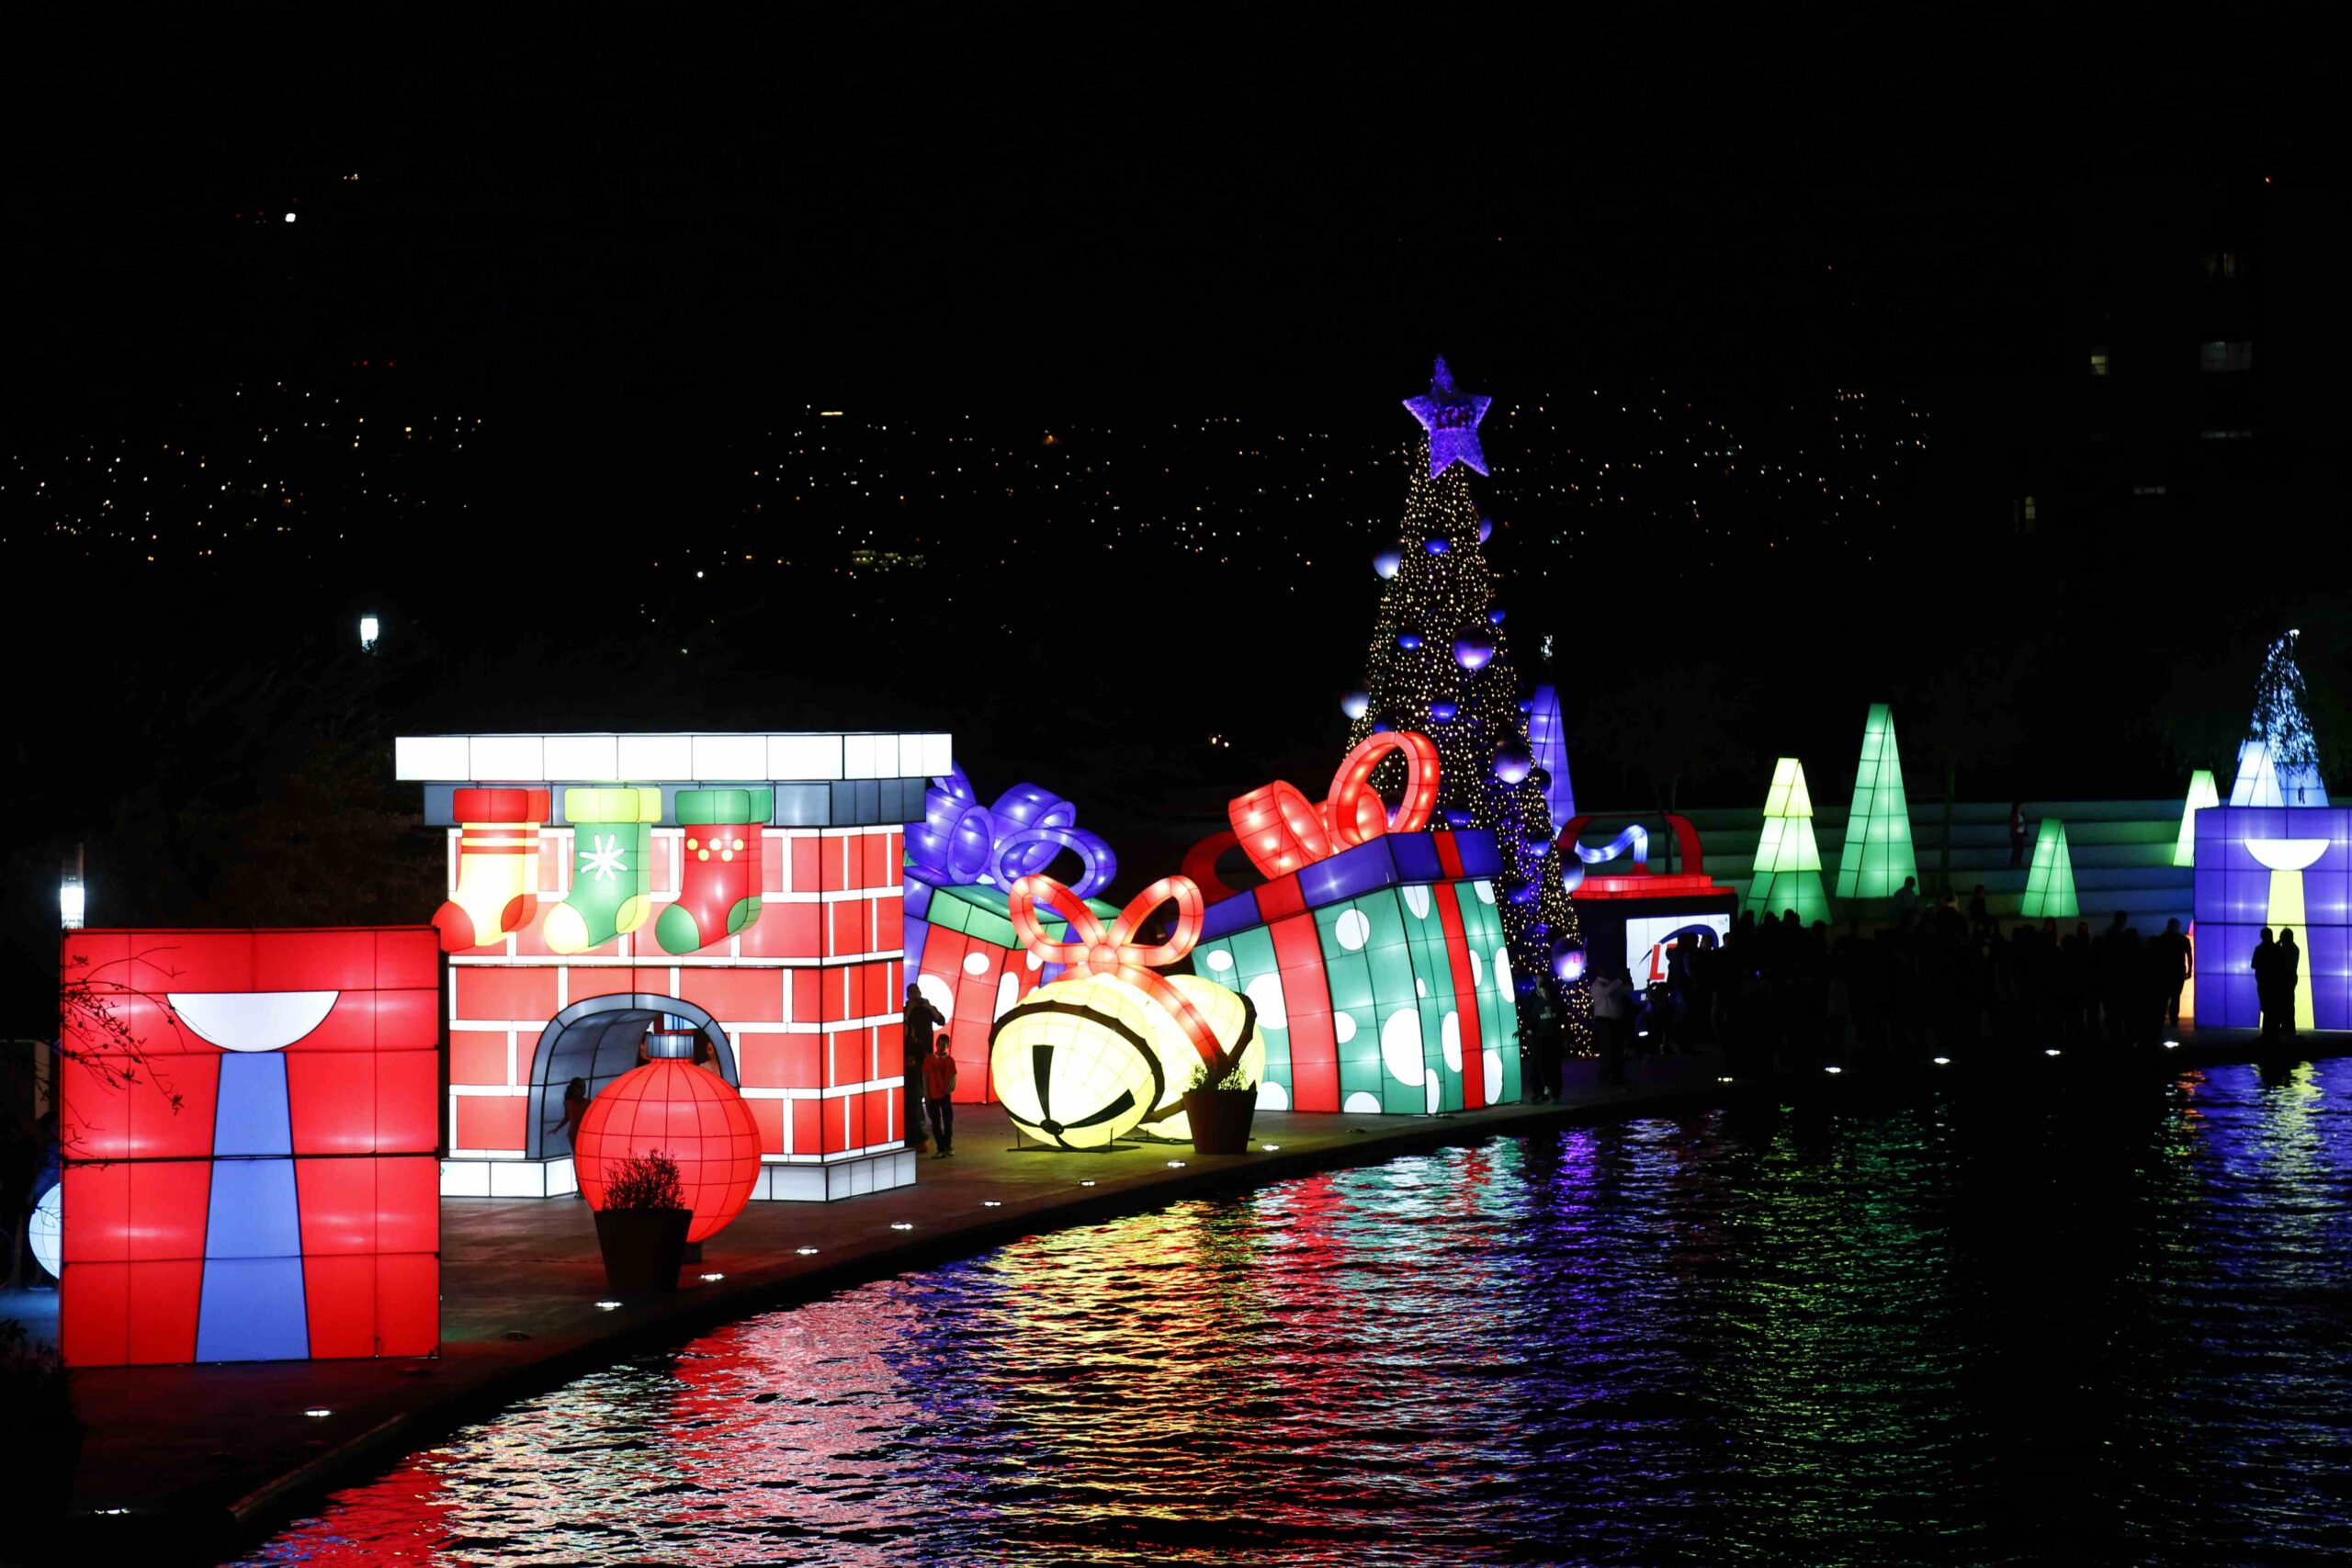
1198,829,1504,942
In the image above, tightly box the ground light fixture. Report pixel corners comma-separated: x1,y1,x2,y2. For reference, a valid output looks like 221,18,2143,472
1825,1066,1844,1075
1261,1144,1281,1151
2045,1048,2063,1057
1166,1160,1187,1168
1933,1056,1951,1066
889,1222,913,1230
1079,1179,1096,1187
596,1301,621,1310
304,1408,332,1418
1716,1077,1734,1084
981,1200,1003,1207
699,1272,725,1281
2165,1040,2180,1049
796,1246,820,1256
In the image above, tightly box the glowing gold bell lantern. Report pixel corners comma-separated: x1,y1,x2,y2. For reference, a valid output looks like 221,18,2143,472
989,874,1257,1149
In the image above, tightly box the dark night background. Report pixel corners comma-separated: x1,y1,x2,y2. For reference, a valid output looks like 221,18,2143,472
3,3,2343,1032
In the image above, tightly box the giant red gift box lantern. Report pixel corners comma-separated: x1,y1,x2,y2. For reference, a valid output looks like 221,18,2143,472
58,927,442,1367
1182,733,1525,1115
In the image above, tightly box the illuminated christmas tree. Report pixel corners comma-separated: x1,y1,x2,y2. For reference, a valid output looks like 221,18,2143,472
2018,818,2079,919
1345,357,1588,1043
2246,629,2327,807
1835,702,1918,898
2173,768,2218,868
1747,758,1833,924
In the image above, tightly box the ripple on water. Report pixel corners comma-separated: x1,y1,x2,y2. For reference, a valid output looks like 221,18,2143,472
240,1059,2352,1567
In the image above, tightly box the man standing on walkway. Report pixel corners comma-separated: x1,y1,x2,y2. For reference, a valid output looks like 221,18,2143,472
1591,967,1632,1086
903,983,945,1153
2278,928,2304,1038
923,1035,958,1156
2150,918,2192,1032
2253,928,2280,1043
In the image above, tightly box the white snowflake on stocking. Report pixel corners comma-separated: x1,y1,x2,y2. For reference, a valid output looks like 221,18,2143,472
580,833,628,882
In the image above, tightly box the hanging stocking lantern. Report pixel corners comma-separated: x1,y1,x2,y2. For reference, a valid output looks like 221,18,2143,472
546,786,663,953
655,787,774,954
433,788,550,953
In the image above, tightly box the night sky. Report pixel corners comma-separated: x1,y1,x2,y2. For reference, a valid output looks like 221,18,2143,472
4,3,2344,1026
14,3,2336,412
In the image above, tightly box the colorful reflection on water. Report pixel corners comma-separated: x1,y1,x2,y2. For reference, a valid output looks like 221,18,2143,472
241,1060,2352,1566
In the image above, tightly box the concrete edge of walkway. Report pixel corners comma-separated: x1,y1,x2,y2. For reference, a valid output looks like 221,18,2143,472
193,1082,1726,1554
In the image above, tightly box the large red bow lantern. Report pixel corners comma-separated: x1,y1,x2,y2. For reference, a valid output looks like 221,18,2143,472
1185,730,1442,898
1008,874,1243,1077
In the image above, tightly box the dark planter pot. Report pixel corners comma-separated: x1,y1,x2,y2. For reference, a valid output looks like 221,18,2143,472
594,1207,692,1294
1183,1087,1260,1155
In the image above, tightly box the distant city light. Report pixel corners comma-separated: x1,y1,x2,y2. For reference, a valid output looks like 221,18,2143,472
284,212,297,223
1825,1065,1844,1074
2044,1048,2063,1057
358,614,379,650
1932,1056,1951,1066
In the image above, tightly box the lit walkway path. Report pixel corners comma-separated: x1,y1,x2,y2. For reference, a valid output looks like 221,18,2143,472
19,1054,1724,1559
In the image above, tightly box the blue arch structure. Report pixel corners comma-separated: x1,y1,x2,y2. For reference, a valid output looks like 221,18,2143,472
525,993,740,1161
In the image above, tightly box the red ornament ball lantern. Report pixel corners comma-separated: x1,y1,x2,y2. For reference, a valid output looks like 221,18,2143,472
575,1029,761,1244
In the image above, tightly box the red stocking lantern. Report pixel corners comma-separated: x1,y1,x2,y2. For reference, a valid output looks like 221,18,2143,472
575,1029,762,1244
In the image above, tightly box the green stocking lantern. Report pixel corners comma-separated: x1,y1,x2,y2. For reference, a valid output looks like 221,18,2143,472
545,786,664,953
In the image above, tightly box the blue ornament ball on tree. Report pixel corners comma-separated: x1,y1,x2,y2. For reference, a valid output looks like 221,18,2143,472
1396,632,1423,650
1453,626,1498,671
1493,742,1533,784
1424,537,1451,555
1374,549,1402,580
1341,691,1370,719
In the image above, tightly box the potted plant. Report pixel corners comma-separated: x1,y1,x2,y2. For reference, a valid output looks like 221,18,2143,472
591,1150,692,1294
1182,1060,1261,1156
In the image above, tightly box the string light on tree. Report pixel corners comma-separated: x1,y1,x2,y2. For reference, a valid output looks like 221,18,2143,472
1344,355,1589,1049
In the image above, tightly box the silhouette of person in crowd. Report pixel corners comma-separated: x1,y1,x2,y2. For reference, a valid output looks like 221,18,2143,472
2253,928,2281,1043
2277,928,2302,1038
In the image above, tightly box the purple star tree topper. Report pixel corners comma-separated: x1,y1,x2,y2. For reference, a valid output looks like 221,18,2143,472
1403,355,1492,477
